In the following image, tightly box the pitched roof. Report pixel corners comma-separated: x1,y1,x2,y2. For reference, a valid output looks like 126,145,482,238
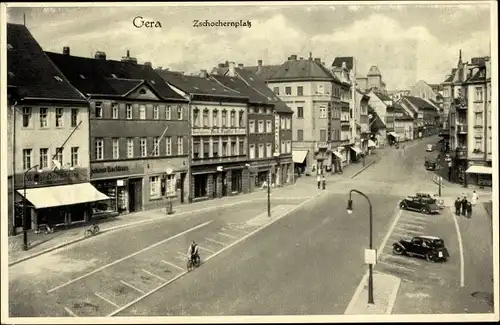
367,66,381,76
157,70,247,101
266,58,338,82
443,68,457,83
371,114,386,129
46,52,186,101
465,67,487,83
331,57,354,70
371,90,392,102
7,23,86,102
403,96,437,111
242,65,282,80
210,74,271,105
394,103,414,121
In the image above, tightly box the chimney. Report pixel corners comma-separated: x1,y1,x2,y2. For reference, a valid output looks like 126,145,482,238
228,62,236,77
144,61,152,68
63,46,70,55
94,51,106,60
314,58,321,63
258,59,262,67
290,54,297,60
126,49,130,58
462,62,468,81
199,69,208,78
238,63,244,67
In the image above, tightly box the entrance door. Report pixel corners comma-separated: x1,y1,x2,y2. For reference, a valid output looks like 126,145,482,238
221,172,227,197
179,173,185,203
128,178,143,212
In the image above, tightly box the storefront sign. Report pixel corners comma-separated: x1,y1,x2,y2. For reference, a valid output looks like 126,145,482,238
317,142,329,149
90,163,144,179
192,127,245,136
91,165,129,176
274,114,280,152
16,168,89,188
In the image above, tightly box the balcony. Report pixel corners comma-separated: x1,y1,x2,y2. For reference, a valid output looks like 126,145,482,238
457,124,468,134
455,147,467,159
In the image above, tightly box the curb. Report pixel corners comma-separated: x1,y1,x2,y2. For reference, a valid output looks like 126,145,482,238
8,198,270,267
350,158,379,179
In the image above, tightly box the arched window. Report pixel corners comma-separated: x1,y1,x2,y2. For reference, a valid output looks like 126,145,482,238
203,108,209,127
238,110,245,127
193,107,200,127
230,110,236,127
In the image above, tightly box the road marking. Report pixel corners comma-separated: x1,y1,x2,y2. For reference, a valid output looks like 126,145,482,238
47,220,213,293
386,276,402,314
224,225,249,233
161,260,184,271
398,219,426,226
398,223,425,230
378,261,415,273
173,255,185,262
451,208,465,287
379,253,422,266
345,207,403,314
392,231,416,238
394,226,423,235
402,214,428,221
64,306,78,317
205,238,226,246
198,246,215,254
141,269,166,282
108,190,327,317
95,293,120,308
218,232,237,239
120,280,145,294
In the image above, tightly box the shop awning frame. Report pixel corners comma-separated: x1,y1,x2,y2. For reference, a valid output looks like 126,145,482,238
388,132,399,138
368,140,377,148
332,151,343,159
17,183,111,209
466,165,493,175
292,150,309,164
350,146,363,155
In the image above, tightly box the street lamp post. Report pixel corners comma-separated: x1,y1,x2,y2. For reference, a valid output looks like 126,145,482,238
346,189,375,304
23,165,41,251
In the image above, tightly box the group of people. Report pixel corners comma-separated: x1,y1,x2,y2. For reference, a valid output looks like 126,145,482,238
454,191,479,218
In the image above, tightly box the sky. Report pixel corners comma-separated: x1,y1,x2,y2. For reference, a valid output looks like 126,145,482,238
6,2,494,89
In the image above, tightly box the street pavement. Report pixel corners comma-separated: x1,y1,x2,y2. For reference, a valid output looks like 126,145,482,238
7,136,495,318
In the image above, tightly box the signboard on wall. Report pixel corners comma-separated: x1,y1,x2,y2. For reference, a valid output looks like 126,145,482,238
16,168,89,188
192,127,246,136
274,113,280,153
90,162,145,179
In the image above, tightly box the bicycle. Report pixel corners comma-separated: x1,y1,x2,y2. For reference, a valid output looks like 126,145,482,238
187,255,201,271
34,224,55,234
84,224,100,237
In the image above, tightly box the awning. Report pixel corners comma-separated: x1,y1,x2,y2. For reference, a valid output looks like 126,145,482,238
332,151,343,159
292,150,308,164
350,146,363,155
466,165,493,175
368,140,377,147
388,132,399,138
17,183,111,209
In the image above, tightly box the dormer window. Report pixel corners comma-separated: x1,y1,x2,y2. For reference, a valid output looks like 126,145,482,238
54,76,63,82
139,89,146,95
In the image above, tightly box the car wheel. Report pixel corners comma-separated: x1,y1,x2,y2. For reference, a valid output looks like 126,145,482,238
400,203,407,210
425,253,435,262
393,245,404,255
420,207,430,214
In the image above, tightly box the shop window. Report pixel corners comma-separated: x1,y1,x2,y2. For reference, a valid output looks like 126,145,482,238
150,176,161,199
166,175,176,195
194,174,208,198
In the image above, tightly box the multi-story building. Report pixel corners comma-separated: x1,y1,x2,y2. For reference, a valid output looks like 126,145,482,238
366,90,396,145
47,49,190,213
393,103,414,141
212,64,294,188
387,89,411,101
356,66,387,93
400,96,440,138
157,69,250,201
357,89,371,152
7,24,104,235
265,54,347,174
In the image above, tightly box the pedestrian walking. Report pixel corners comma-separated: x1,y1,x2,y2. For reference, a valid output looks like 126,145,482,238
466,200,473,218
321,175,326,190
316,174,321,189
461,197,468,216
471,190,478,206
454,197,461,215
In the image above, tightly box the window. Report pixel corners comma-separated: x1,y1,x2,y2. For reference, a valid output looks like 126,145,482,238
297,107,304,118
258,144,265,158
266,120,273,133
213,110,219,127
39,148,49,169
39,108,48,128
319,106,327,118
317,84,324,94
266,143,272,157
249,120,255,133
320,129,327,141
230,110,236,127
203,140,209,158
475,112,483,125
127,138,134,158
165,136,172,156
166,105,172,120
222,110,227,127
297,129,304,141
286,141,291,153
239,111,245,127
475,138,482,151
177,136,184,155
112,103,119,119
286,117,291,129
22,107,32,127
177,105,183,120
95,138,104,160
126,104,132,119
153,105,159,119
193,138,200,159
140,137,147,157
231,139,237,156
150,176,161,199
212,140,219,157
95,102,103,118
167,175,176,195
152,137,160,156
139,105,146,120
281,141,285,153
55,147,63,166
258,120,264,133
285,86,292,95
239,139,245,155
23,149,32,170
475,87,483,102
71,147,79,167
297,86,303,96
203,109,209,127
249,144,256,159
222,140,228,156
280,117,286,129
273,87,279,95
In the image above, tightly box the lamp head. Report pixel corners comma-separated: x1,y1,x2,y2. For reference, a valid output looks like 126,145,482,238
346,199,353,215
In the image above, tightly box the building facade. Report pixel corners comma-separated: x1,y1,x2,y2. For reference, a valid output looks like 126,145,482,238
366,90,395,145
356,66,387,93
47,49,191,214
393,104,414,141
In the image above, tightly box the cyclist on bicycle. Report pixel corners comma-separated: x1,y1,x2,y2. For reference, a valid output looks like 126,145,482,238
187,240,199,264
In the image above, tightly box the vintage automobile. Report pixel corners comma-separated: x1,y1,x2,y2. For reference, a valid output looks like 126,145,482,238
393,235,450,262
399,195,441,214
424,157,437,170
426,144,435,152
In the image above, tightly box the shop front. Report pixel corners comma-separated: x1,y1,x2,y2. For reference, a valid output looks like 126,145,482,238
292,150,309,176
277,157,294,186
465,164,493,188
349,143,363,163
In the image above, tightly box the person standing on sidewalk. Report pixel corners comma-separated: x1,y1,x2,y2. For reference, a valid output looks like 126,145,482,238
471,190,478,206
454,197,461,215
316,174,321,189
321,174,326,190
461,197,468,216
466,200,473,218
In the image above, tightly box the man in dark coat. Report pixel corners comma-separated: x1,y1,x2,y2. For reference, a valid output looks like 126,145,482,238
454,197,461,215
461,197,468,216
466,200,473,218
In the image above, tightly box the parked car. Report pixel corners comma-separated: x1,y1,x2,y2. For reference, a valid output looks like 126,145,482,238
399,195,441,214
426,144,434,152
424,157,437,170
392,235,449,262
